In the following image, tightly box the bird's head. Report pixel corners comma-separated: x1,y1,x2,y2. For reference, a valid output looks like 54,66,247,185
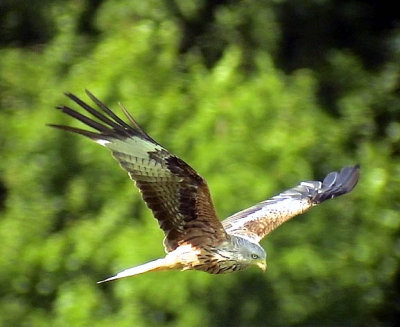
247,244,267,272
232,236,267,271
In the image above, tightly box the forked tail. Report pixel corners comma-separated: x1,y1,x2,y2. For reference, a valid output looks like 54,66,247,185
97,257,177,283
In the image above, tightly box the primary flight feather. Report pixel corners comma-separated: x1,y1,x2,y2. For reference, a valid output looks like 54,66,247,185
49,91,360,283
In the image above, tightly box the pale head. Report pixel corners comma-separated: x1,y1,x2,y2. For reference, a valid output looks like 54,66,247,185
230,235,267,271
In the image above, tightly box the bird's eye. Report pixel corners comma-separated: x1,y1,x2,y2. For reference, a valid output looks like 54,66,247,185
251,254,259,259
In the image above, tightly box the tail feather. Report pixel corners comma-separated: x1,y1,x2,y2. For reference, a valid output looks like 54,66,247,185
97,258,178,284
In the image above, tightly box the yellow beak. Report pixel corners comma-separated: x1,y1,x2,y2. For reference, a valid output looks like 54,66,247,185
256,260,267,272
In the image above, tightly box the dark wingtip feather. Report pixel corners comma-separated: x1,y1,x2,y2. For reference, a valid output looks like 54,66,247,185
316,164,360,203
47,123,105,140
50,91,147,140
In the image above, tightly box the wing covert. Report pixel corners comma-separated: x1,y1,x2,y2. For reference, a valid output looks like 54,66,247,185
49,91,228,251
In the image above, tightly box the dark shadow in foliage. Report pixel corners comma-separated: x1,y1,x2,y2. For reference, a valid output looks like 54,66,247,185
76,0,102,37
203,274,278,327
166,0,231,68
275,1,400,73
141,299,178,326
0,0,103,48
275,0,400,125
375,254,400,325
0,178,7,211
0,0,56,47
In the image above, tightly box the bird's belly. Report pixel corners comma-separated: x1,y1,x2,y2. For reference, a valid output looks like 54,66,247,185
169,244,245,274
190,257,244,274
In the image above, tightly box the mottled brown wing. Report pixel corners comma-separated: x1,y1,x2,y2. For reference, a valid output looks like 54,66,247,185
49,90,228,252
222,165,360,243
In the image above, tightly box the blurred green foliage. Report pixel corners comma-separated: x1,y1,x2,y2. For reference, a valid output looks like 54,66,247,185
1,1,399,326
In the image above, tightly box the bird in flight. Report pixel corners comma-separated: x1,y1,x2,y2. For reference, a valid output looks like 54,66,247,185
49,90,360,283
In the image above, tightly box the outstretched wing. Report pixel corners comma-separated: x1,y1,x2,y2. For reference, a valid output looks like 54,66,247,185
222,165,360,243
49,90,228,251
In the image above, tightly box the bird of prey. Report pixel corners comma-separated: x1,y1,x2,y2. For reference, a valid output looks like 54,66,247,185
49,91,360,283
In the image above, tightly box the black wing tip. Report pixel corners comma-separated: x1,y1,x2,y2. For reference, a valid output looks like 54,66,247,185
336,164,360,190
64,92,79,102
84,89,99,103
51,91,136,139
84,89,95,98
62,89,92,98
55,105,69,111
47,123,105,140
51,90,162,146
316,164,360,203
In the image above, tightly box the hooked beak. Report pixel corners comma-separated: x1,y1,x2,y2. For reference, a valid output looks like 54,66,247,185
256,260,267,272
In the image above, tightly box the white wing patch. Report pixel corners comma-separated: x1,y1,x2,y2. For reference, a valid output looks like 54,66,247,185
104,137,165,160
99,137,179,181
95,139,111,146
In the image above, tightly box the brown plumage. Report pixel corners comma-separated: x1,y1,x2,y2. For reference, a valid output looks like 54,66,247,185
49,91,360,283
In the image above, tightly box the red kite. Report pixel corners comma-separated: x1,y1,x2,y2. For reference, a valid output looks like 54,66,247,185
50,91,359,283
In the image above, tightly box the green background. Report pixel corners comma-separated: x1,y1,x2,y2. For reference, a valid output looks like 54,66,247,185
1,1,399,326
